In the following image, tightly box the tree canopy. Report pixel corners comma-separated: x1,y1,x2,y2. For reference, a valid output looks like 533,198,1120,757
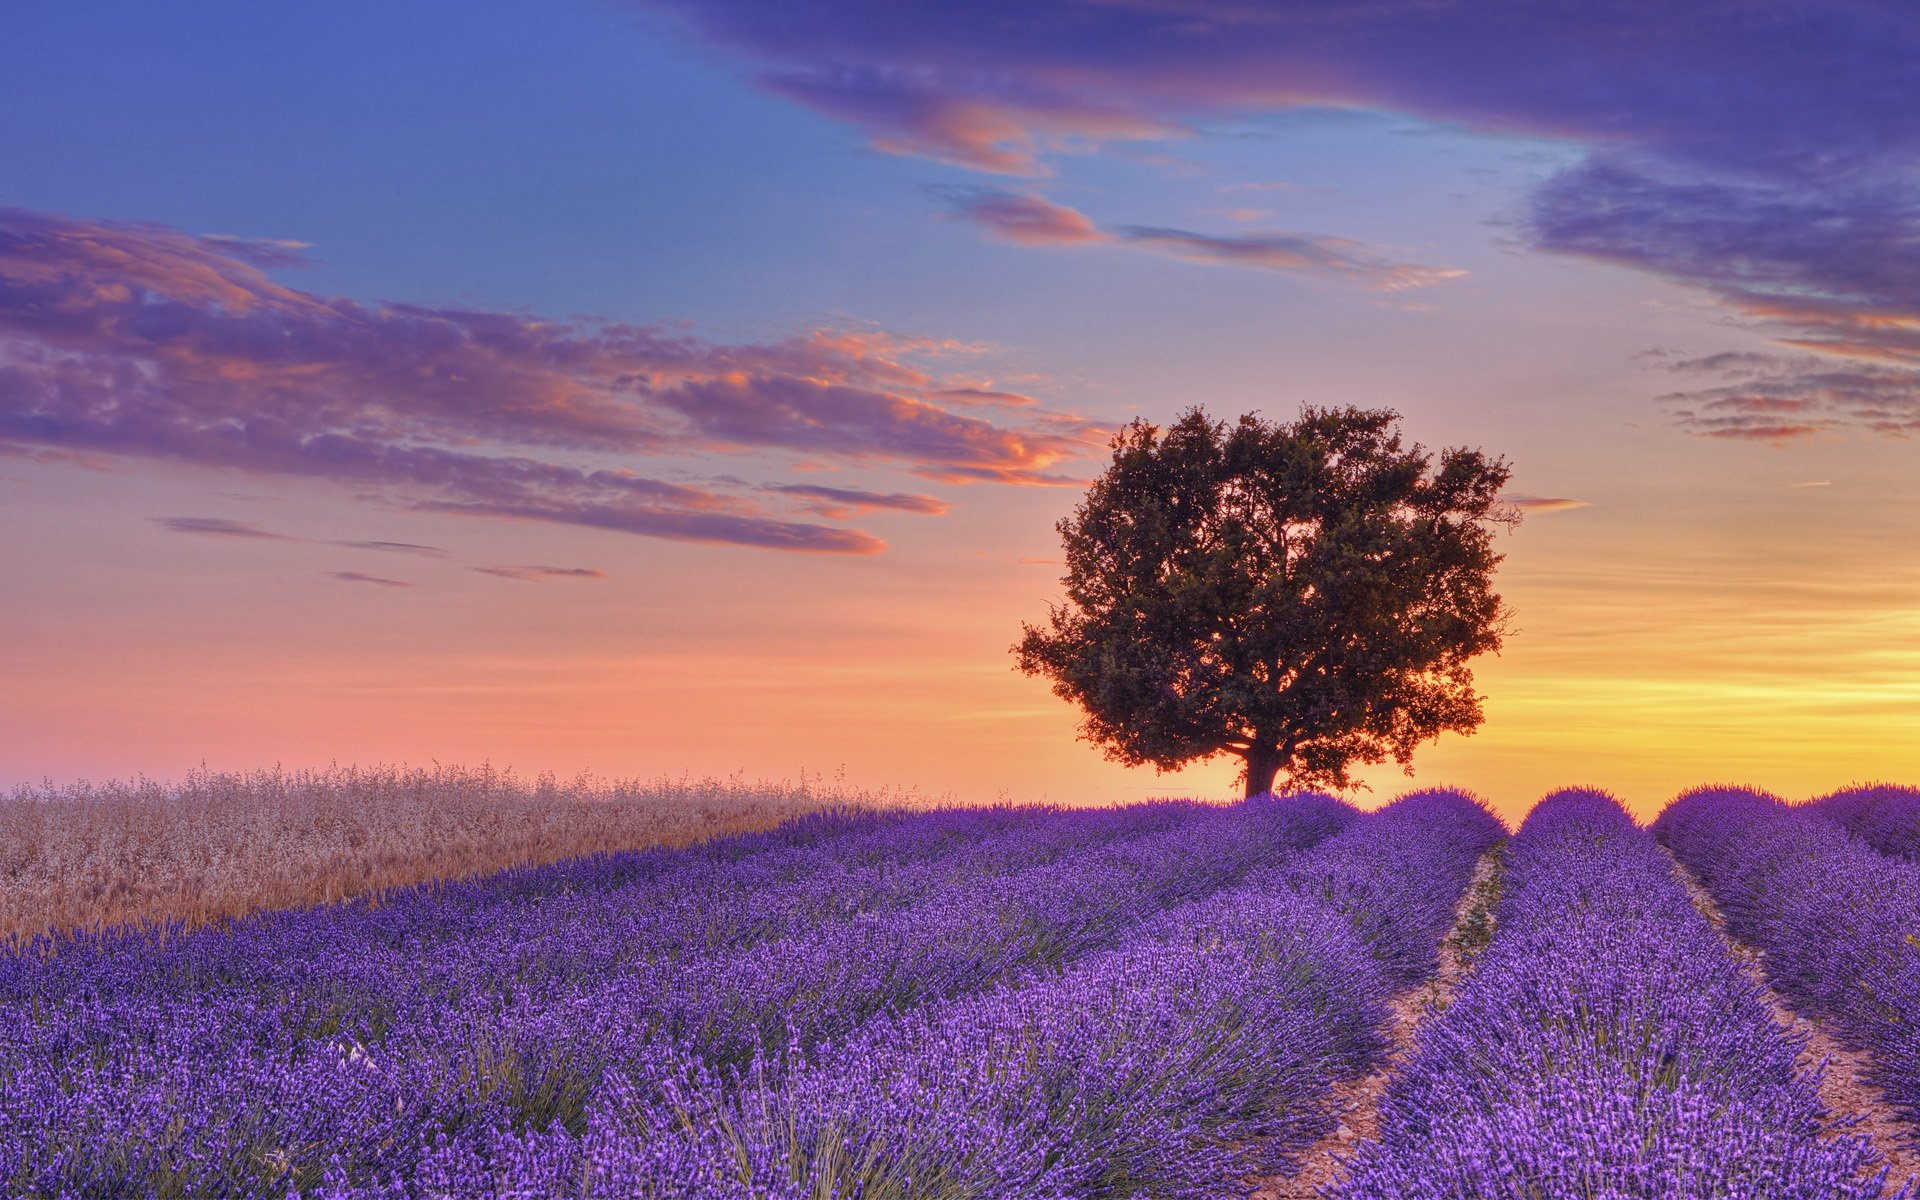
1014,405,1518,797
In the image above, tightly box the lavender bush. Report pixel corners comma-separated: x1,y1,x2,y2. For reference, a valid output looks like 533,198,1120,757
1809,784,1920,863
1338,788,1888,1199
1657,787,1920,1146
3,799,1172,1009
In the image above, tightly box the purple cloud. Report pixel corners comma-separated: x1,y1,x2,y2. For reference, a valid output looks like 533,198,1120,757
0,207,1108,554
941,188,1464,289
638,0,1920,438
643,1,1919,179
469,565,608,582
768,483,951,518
1528,161,1920,436
1653,351,1920,441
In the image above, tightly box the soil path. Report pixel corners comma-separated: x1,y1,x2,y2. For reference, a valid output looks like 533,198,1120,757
1666,851,1920,1198
1250,846,1504,1200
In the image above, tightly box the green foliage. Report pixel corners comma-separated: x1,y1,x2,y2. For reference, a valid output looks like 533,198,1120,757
1014,406,1518,795
1445,842,1507,968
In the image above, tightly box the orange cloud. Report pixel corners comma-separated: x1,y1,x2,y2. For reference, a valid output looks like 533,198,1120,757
940,189,1465,291
940,191,1109,245
1503,494,1593,514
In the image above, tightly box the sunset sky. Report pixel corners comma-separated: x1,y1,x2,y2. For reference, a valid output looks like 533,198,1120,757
4,1,1917,823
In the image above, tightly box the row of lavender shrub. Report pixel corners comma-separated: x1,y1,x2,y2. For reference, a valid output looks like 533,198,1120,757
1809,784,1920,863
1657,786,1920,1151
606,790,1361,1075
3,793,1357,1196
563,788,1506,1199
6,796,1234,1109
3,800,1166,1002
1337,788,1887,1199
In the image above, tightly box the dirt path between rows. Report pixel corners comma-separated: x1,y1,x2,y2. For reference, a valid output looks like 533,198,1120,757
1249,846,1505,1200
1667,851,1920,1198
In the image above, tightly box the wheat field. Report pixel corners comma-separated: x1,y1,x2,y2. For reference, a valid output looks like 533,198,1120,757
0,761,933,944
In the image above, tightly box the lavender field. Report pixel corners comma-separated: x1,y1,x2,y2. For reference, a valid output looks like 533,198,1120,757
4,783,1919,1198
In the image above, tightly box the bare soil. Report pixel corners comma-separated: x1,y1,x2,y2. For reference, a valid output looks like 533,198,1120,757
1250,846,1505,1199
1667,851,1920,1198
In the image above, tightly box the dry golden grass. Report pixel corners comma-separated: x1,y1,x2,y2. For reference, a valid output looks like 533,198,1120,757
0,762,935,945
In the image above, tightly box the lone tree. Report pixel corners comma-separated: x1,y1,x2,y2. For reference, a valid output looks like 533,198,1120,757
1015,406,1518,798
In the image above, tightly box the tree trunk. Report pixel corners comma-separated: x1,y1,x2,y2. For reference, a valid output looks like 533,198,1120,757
1242,745,1283,798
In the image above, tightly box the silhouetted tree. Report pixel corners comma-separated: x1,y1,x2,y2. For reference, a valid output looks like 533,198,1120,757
1015,406,1518,798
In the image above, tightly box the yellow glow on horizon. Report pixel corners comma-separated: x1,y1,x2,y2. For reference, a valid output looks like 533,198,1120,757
5,416,1918,834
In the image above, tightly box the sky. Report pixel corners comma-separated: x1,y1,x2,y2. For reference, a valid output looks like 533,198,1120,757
3,0,1917,823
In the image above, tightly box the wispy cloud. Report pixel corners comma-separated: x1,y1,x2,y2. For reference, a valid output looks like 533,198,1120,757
939,189,1107,245
329,571,411,588
1652,350,1920,441
152,515,618,580
1116,226,1465,290
152,517,296,540
767,483,951,518
1503,494,1593,514
154,518,460,557
0,206,1109,555
331,540,450,557
469,565,608,582
761,69,1181,174
926,387,1039,408
941,188,1463,290
1533,163,1920,436
1791,480,1833,488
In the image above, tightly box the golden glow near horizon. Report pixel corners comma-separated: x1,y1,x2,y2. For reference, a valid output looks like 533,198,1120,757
7,429,1916,831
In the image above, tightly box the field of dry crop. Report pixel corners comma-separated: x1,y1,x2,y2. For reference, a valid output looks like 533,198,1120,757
0,762,933,944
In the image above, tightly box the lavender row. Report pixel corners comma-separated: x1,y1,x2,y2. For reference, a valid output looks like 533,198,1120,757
0,800,905,997
1338,789,1884,1199
1809,784,1920,864
1289,787,1505,986
581,790,1359,1073
2,795,1353,1197
554,788,1505,1200
1657,787,1920,1149
3,799,1187,1010
358,797,1204,1024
